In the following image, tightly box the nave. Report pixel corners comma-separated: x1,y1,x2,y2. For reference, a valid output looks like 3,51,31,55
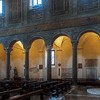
0,79,71,100
1,79,100,100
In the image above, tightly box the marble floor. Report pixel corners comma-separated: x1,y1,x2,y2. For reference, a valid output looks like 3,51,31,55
47,86,100,100
30,86,100,100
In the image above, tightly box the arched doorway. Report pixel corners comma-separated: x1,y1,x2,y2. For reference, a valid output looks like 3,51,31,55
52,35,72,79
0,43,6,79
10,41,24,79
29,39,46,81
77,32,100,79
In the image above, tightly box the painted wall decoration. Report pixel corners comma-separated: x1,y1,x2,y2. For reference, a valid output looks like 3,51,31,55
52,0,69,15
8,0,22,23
78,0,99,12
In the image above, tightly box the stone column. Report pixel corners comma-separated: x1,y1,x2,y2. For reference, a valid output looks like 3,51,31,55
46,45,52,81
5,48,10,80
72,41,77,86
24,48,29,80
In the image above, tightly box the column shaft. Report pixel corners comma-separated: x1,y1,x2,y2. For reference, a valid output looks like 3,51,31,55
5,48,10,80
25,49,29,80
47,45,52,81
72,41,77,85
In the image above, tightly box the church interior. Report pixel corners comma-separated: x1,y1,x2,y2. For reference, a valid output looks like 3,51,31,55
0,0,100,100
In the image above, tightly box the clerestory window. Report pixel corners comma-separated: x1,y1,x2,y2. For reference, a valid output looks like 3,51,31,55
30,0,42,7
0,0,2,14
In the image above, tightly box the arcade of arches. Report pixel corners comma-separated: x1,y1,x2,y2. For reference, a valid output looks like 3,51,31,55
0,32,100,85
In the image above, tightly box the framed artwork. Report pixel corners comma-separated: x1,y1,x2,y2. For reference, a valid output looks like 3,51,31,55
78,63,82,68
39,65,43,69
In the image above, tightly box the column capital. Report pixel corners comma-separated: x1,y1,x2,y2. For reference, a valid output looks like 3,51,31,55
71,40,77,44
71,40,78,47
24,47,30,52
46,45,52,50
4,47,12,53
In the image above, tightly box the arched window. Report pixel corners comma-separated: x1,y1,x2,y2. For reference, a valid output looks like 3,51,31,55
30,0,42,7
0,0,2,14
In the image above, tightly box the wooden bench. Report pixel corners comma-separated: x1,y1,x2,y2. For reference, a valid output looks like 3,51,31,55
0,88,22,99
9,89,43,100
6,81,71,100
42,81,71,97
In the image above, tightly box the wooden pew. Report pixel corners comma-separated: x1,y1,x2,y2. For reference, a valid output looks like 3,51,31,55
41,81,58,89
0,88,22,99
0,88,22,95
43,81,71,97
20,81,47,92
7,81,71,100
9,89,43,100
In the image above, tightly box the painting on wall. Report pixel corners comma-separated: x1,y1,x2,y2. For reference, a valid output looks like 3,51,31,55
85,59,98,67
78,63,82,68
78,0,99,12
39,65,43,69
52,0,69,15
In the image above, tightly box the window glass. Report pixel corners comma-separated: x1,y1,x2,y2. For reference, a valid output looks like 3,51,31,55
51,50,55,65
38,0,42,5
0,0,2,14
34,0,37,6
30,0,42,7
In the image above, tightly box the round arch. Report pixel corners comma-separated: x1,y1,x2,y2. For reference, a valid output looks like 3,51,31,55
51,33,71,47
29,37,46,80
51,34,72,79
77,30,100,44
77,31,100,79
8,40,24,49
9,40,25,79
28,37,46,49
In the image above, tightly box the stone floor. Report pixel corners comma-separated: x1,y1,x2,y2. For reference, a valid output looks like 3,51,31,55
30,86,100,100
47,86,100,100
